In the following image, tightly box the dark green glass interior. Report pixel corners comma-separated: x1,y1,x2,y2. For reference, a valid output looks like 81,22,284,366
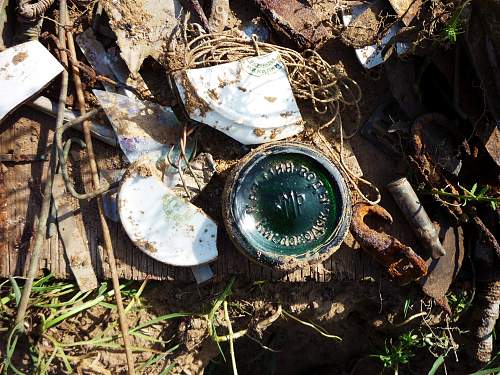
233,152,342,257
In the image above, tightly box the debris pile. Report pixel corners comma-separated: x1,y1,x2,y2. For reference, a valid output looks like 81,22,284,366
0,0,498,372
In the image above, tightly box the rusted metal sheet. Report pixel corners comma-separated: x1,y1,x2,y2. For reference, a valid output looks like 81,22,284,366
420,218,464,314
53,174,98,292
350,203,428,285
253,0,333,49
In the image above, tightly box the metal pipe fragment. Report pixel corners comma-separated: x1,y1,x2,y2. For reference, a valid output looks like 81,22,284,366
387,177,446,258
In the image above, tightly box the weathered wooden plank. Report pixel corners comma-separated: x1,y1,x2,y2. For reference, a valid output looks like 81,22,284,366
0,107,393,282
53,173,98,291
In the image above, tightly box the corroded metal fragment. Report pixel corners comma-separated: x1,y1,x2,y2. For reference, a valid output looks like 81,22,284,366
253,0,333,49
350,203,428,284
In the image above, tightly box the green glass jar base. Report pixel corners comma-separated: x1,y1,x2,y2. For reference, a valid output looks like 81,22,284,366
222,142,352,271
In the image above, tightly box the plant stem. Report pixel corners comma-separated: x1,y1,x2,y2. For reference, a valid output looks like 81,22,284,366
223,301,238,375
64,9,135,373
14,0,69,330
427,189,499,204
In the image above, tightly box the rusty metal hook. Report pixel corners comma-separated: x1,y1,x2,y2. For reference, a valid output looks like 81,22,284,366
351,203,428,285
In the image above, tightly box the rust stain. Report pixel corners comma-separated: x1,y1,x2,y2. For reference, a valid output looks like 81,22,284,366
207,88,220,102
12,51,28,65
136,239,157,253
253,128,265,137
264,96,277,103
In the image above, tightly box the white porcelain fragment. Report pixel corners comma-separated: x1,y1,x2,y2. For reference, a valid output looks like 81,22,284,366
342,4,409,69
0,41,63,122
174,51,304,145
101,0,182,75
93,90,182,163
118,156,218,267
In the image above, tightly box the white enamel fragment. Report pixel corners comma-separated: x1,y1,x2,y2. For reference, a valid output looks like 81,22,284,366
0,41,63,122
93,90,182,162
175,51,304,145
118,156,218,267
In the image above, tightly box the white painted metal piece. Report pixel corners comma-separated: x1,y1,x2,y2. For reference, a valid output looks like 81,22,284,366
175,51,304,145
118,156,218,267
94,90,181,162
0,41,63,122
342,4,409,69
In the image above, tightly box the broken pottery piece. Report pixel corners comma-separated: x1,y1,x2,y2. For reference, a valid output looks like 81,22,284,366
76,28,134,97
100,152,215,222
76,29,151,99
118,155,218,267
174,51,304,145
342,4,409,69
94,90,189,163
0,40,63,122
101,0,182,75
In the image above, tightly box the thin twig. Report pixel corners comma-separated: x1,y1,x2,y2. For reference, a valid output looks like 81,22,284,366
14,0,69,330
64,8,136,374
223,301,238,375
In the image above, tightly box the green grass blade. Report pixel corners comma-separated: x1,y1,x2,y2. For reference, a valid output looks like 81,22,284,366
130,312,190,333
469,368,500,375
427,355,445,375
8,277,21,307
160,363,177,375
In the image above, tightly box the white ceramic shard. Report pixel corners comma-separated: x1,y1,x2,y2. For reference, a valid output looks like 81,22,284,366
175,51,304,144
118,156,218,267
0,41,63,122
342,4,409,69
94,90,182,162
102,0,182,75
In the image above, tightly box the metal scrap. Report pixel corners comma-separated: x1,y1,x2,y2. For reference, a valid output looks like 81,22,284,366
351,203,428,284
387,177,446,258
28,95,117,147
253,0,334,49
419,215,465,315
